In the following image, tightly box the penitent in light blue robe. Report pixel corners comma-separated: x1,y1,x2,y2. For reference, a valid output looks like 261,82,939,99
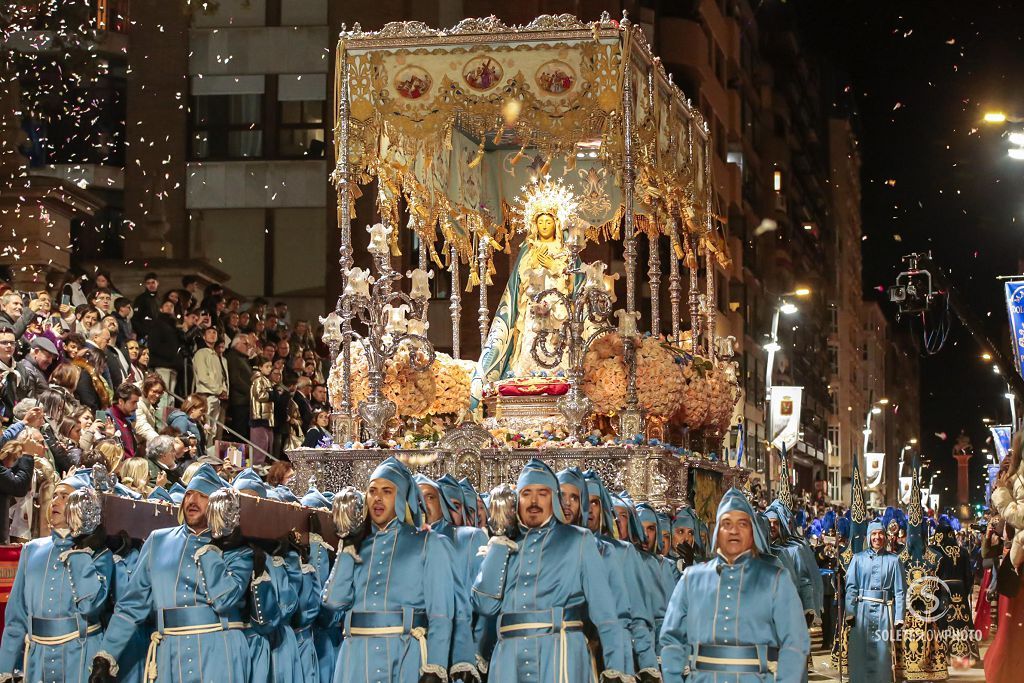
322,518,455,683
308,534,340,683
660,551,811,683
472,519,632,682
0,531,114,683
432,518,488,675
844,548,906,683
97,525,254,683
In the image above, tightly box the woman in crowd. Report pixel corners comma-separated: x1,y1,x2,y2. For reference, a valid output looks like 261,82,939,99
117,457,152,496
92,437,125,473
73,305,101,335
249,358,275,465
133,374,166,445
265,460,294,488
986,431,1024,683
302,408,332,448
167,393,207,455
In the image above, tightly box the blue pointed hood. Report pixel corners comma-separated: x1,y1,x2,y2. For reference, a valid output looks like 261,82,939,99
611,494,644,543
148,487,175,504
555,467,589,527
369,457,422,527
301,485,332,510
185,463,228,497
516,458,565,524
714,487,770,555
232,468,268,498
414,473,452,524
436,474,467,522
582,469,618,538
459,478,479,524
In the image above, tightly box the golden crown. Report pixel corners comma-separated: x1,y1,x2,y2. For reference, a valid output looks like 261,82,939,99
514,175,578,235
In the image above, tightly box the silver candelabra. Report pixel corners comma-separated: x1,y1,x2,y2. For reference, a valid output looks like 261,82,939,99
529,236,615,440
339,248,435,443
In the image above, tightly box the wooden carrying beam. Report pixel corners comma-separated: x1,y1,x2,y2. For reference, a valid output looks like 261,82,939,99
101,494,339,548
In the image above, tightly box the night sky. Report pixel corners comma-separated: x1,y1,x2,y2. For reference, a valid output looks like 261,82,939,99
792,0,1024,506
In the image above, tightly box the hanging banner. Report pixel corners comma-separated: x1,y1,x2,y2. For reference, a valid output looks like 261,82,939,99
991,424,1012,462
1003,280,1024,379
986,463,1002,504
928,493,940,511
864,452,885,490
899,476,913,504
770,387,803,450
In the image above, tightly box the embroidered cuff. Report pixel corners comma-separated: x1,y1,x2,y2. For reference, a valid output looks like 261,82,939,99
93,651,119,676
193,544,221,562
58,548,92,563
420,663,448,681
252,570,272,586
0,672,15,682
488,535,518,552
271,555,286,567
309,532,335,552
450,662,480,681
475,653,489,674
638,667,662,680
342,544,362,563
600,670,636,683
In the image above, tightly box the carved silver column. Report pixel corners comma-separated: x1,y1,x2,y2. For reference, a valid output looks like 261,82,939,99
449,242,461,359
703,138,716,360
669,217,682,344
618,19,643,439
648,232,661,336
332,44,357,442
477,234,489,350
686,232,701,347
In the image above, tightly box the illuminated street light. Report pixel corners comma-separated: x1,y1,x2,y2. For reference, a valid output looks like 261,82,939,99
763,340,781,353
878,398,890,405
982,352,992,361
780,302,799,315
1010,131,1024,146
909,438,918,444
984,112,1008,123
872,407,882,414
793,287,811,297
1009,148,1024,160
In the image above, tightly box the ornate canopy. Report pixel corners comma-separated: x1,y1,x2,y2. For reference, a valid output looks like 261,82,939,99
334,13,716,262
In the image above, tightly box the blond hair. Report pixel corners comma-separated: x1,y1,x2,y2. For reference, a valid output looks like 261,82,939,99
93,439,125,473
118,458,151,494
180,461,203,486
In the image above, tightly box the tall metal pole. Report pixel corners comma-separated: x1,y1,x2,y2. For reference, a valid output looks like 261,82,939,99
649,233,661,335
450,242,461,359
334,41,356,442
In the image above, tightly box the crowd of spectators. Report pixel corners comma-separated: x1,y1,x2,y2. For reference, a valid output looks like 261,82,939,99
0,272,333,542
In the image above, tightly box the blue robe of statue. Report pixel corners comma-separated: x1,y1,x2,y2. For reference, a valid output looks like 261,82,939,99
97,525,254,683
322,518,455,683
472,519,632,682
0,531,114,683
843,548,906,683
660,551,811,683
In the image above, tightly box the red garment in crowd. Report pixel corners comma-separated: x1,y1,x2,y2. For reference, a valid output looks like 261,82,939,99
0,545,21,631
984,586,1024,683
975,568,994,640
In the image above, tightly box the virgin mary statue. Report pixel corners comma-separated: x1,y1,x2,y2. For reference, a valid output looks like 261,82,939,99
470,177,583,411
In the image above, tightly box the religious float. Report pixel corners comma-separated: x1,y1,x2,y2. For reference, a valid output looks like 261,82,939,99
285,12,747,516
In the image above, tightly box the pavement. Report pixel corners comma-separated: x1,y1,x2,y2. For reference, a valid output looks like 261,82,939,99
807,628,990,682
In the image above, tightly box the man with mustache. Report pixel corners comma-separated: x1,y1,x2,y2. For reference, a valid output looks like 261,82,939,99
90,464,255,683
582,469,660,680
322,457,456,683
472,458,631,682
660,488,810,682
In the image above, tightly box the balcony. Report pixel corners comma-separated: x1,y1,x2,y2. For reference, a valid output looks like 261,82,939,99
186,160,328,209
29,164,124,192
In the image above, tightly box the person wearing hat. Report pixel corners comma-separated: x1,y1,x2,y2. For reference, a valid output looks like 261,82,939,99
765,500,820,626
613,493,668,656
415,474,487,681
15,335,58,401
670,507,705,572
660,488,810,682
91,463,256,683
843,520,906,683
0,472,112,683
471,458,631,683
582,469,659,679
557,467,640,681
816,510,841,650
635,501,678,646
459,477,482,529
322,456,456,683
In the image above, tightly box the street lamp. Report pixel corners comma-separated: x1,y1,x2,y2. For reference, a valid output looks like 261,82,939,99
763,286,811,490
984,112,1008,123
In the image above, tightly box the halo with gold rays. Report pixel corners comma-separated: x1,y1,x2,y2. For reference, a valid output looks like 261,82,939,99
514,174,579,235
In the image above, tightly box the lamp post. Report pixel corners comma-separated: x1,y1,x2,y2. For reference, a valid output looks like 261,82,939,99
764,288,810,489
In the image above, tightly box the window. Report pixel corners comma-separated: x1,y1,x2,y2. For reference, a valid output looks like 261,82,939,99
828,344,838,375
279,99,326,158
829,307,838,334
191,94,263,159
